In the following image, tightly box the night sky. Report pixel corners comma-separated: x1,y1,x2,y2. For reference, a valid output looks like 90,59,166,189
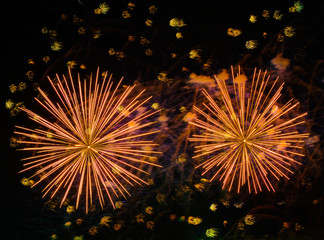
2,0,324,239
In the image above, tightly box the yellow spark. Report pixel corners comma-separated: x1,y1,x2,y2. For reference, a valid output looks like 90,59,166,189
145,19,153,27
273,10,284,20
262,9,270,18
51,41,63,51
284,26,296,37
41,27,48,34
122,10,131,18
6,99,15,110
93,30,102,39
94,2,110,15
78,27,86,35
136,213,145,223
209,203,218,211
277,34,285,42
145,206,153,214
43,56,50,63
28,59,35,65
176,32,183,39
145,48,153,56
116,51,125,60
151,103,160,110
108,48,116,55
244,215,256,225
146,221,154,230
127,2,136,10
249,15,257,23
189,49,201,59
9,84,18,93
245,40,258,49
26,70,35,80
169,18,186,27
100,216,112,227
206,228,219,237
67,61,78,68
227,28,242,37
148,5,158,14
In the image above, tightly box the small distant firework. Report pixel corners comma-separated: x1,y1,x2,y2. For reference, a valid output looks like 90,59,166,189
189,66,309,193
15,68,161,213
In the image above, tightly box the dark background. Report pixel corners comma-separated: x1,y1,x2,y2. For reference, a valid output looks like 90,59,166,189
2,0,324,239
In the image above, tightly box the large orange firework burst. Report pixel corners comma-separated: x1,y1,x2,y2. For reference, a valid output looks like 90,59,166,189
189,66,309,193
15,68,161,213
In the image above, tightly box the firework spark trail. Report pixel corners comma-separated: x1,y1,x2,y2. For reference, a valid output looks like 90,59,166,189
15,68,161,213
189,66,309,193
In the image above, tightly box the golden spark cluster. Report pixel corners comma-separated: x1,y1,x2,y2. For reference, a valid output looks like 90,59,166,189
15,68,161,213
189,66,309,193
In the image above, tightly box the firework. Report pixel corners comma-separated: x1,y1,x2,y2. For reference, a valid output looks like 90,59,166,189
15,68,161,213
189,66,309,193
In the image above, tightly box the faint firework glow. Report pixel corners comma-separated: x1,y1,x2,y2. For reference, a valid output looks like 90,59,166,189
189,66,309,193
15,68,161,213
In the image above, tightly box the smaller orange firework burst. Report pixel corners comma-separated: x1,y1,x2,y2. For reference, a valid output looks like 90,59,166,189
15,68,162,213
189,66,309,193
